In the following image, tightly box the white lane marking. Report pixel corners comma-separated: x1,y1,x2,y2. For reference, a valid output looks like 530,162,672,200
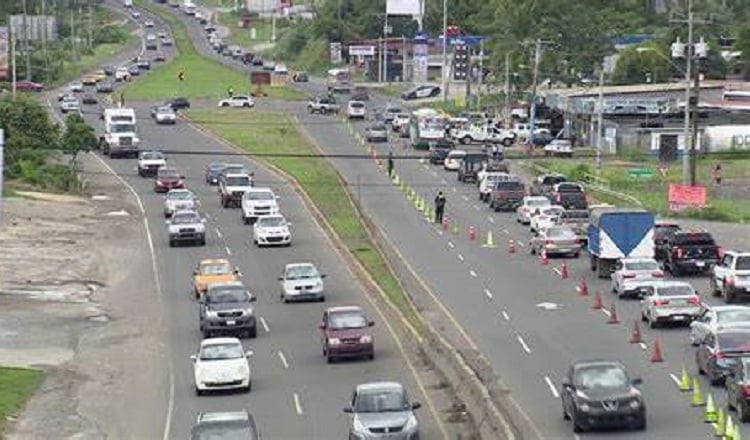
484,289,493,300
452,187,458,192
553,268,562,276
205,212,212,220
293,393,303,415
488,216,495,223
90,154,175,440
639,342,647,351
441,179,448,184
430,171,438,177
574,434,581,440
502,229,509,235
669,373,681,388
601,308,612,317
473,205,480,211
517,241,525,248
260,316,270,333
278,351,290,369
516,335,532,354
501,310,510,321
236,270,243,277
458,254,465,262
225,246,232,256
461,195,469,201
544,376,560,398
448,241,455,249
215,228,223,238
469,269,478,277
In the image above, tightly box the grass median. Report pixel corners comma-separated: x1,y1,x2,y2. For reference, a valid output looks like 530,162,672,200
186,109,424,332
124,1,306,101
0,367,44,433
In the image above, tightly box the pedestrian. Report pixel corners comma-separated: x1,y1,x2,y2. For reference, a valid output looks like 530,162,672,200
713,163,722,185
434,191,446,224
491,144,499,160
387,151,394,177
119,91,125,107
227,86,234,98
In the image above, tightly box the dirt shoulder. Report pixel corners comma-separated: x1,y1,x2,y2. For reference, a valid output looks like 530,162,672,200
1,152,168,439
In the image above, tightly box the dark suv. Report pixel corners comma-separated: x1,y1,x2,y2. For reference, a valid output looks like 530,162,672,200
199,281,257,338
664,231,721,276
319,306,374,363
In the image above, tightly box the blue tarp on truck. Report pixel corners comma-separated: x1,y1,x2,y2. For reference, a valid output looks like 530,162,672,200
588,207,655,278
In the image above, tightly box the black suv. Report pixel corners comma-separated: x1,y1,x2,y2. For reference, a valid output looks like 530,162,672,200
663,231,721,276
199,281,257,338
191,411,260,440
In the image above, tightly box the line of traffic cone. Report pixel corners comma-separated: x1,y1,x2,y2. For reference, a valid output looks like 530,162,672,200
482,231,496,248
725,415,736,440
650,338,664,362
714,407,726,437
424,203,433,221
679,366,692,392
628,320,642,343
691,377,706,407
705,393,718,423
452,221,459,235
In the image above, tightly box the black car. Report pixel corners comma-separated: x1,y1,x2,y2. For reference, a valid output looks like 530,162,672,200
191,411,260,440
252,57,263,66
725,356,750,422
81,93,98,105
153,51,167,62
199,281,257,338
166,97,191,110
663,231,721,276
205,162,227,185
653,221,682,261
103,66,115,76
696,328,750,385
136,59,151,70
128,65,141,76
561,360,646,433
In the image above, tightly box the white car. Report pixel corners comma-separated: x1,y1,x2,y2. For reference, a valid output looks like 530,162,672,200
610,258,664,298
163,189,199,217
144,19,154,27
689,306,750,345
544,139,573,157
153,106,176,124
218,95,255,108
516,196,552,224
443,150,467,171
279,262,326,302
529,205,565,234
68,81,84,92
191,337,252,395
347,100,366,120
241,187,279,224
59,96,80,113
115,66,130,82
166,210,206,247
253,214,292,247
274,64,289,74
478,172,513,202
391,113,410,133
137,150,166,177
640,281,703,328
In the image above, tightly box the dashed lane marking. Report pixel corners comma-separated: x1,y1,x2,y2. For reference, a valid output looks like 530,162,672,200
259,317,270,333
601,308,612,317
669,373,681,388
544,376,560,398
461,195,469,201
293,393,303,415
638,342,647,351
502,229,509,235
488,216,495,223
469,269,478,277
484,289,493,300
225,246,232,256
517,241,525,248
448,241,455,249
501,310,510,321
215,228,223,239
278,351,290,369
458,254,465,262
516,335,532,354
473,205,480,211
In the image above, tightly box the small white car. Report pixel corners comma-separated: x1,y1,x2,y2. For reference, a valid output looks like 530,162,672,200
274,64,289,74
443,150,467,171
516,196,552,224
153,106,176,124
689,305,750,346
640,281,702,328
59,96,80,113
391,113,410,134
241,188,279,224
218,95,255,108
279,262,326,303
144,19,154,27
137,150,166,177
711,251,750,303
191,337,252,395
529,205,565,234
611,258,664,298
478,172,513,203
544,139,574,157
347,100,366,120
163,189,199,217
68,81,84,92
115,66,130,82
253,214,292,247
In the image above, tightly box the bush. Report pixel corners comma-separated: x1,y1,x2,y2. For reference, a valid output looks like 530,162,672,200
568,163,592,182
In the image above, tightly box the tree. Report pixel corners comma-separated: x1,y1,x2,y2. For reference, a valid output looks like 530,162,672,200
61,113,96,168
0,96,60,179
612,45,672,85
736,27,750,80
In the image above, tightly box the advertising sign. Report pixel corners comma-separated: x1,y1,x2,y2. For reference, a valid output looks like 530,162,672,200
349,45,375,56
0,27,8,80
412,32,428,83
668,184,707,212
386,0,420,16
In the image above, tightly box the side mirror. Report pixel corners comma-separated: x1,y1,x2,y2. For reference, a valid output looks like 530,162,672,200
412,402,422,410
368,321,375,327
318,323,326,330
201,218,207,223
190,355,197,362
321,274,327,279
248,295,257,302
245,350,254,358
631,378,643,386
342,406,353,413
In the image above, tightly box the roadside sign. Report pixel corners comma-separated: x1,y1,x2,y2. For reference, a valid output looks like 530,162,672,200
627,168,654,179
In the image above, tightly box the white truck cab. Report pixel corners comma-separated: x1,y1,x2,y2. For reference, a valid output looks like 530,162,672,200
241,187,280,224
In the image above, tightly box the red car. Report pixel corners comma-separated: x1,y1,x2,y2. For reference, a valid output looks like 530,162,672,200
16,81,45,92
154,168,185,193
319,306,374,363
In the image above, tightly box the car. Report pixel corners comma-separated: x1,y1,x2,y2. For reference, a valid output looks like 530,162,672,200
95,81,114,93
516,196,552,224
689,306,750,345
131,9,141,18
199,281,257,338
640,281,702,328
530,226,582,258
560,359,646,433
205,162,227,185
68,81,84,92
160,37,173,46
154,167,185,193
319,306,374,362
136,59,151,70
137,150,166,177
128,65,141,76
610,258,664,298
252,57,263,66
343,382,422,439
80,93,98,105
81,74,99,86
145,34,158,50
273,63,288,74
163,188,198,217
153,51,167,62
253,214,291,247
191,337,252,395
529,205,566,234
144,19,154,27
262,60,275,70
443,149,467,171
544,138,574,157
696,328,750,385
365,124,388,143
193,258,241,299
382,105,403,123
347,100,366,120
279,262,326,303
218,95,255,108
115,67,131,82
428,144,452,165
15,80,44,92
711,251,750,303
654,221,682,261
391,112,410,134
102,66,115,76
202,24,216,34
166,209,206,247
725,357,750,422
292,71,308,82
241,187,280,224
219,163,250,180
166,97,191,110
59,95,80,113
220,173,253,209
151,105,177,125
190,410,260,440
478,172,513,202
401,84,441,100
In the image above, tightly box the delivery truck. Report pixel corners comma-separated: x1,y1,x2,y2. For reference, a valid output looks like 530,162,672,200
588,207,655,278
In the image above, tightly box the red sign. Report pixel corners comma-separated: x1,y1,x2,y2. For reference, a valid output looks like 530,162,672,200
668,184,707,212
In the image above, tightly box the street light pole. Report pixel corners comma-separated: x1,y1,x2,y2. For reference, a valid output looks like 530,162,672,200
441,0,447,102
503,52,510,128
682,5,693,186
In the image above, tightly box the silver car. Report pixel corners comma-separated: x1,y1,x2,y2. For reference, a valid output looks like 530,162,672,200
344,381,421,440
689,305,750,345
166,209,206,247
366,124,389,143
279,262,326,303
640,281,702,328
163,189,198,217
529,226,582,257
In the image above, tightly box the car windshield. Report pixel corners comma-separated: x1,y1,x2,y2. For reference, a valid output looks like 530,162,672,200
285,265,318,280
371,125,387,131
168,191,192,200
575,365,629,390
673,233,716,246
202,263,232,276
546,228,572,238
172,213,199,224
199,343,244,360
350,102,364,108
206,287,246,303
142,152,163,160
657,285,695,296
226,176,250,186
158,170,179,179
224,165,246,174
718,333,750,351
111,124,136,133
527,198,551,207
717,310,750,324
328,312,367,329
655,224,681,238
208,163,226,171
258,216,284,227
246,191,274,201
354,389,410,413
624,260,659,271
157,107,174,114
737,257,750,270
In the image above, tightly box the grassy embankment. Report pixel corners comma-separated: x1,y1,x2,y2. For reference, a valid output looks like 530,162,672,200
0,367,44,434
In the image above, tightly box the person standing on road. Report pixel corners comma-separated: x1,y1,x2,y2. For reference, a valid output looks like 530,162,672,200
227,86,234,98
434,191,446,224
387,150,394,177
713,163,722,185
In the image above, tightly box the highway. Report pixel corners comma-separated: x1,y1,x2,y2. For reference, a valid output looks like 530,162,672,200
46,2,443,439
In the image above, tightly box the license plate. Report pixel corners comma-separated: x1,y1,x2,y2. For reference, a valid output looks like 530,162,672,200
226,320,236,326
696,261,705,267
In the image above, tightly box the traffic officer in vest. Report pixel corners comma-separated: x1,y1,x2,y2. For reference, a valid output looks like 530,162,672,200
227,86,234,98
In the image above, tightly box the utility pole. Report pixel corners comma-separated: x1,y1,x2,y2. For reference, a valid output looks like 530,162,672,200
690,62,701,186
528,39,553,146
383,15,388,82
401,36,407,83
595,68,605,174
88,1,93,49
22,0,31,81
477,38,484,109
11,25,17,97
71,0,77,62
440,0,447,102
503,52,511,128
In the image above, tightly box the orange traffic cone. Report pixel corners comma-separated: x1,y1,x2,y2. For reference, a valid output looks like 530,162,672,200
508,239,516,254
442,218,449,231
592,290,603,309
577,278,589,296
539,249,549,265
468,226,477,240
651,338,665,362
607,304,620,324
560,262,569,279
629,320,643,343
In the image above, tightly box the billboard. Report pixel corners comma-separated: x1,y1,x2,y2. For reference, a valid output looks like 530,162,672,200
386,0,420,16
668,184,707,212
9,15,57,42
349,45,375,56
0,27,8,80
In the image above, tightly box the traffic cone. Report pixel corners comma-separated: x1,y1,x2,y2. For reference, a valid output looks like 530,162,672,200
691,377,705,407
482,231,496,248
607,304,619,324
407,188,414,200
468,226,477,241
508,239,516,254
559,262,569,279
539,249,549,265
424,204,433,221
628,320,643,343
577,278,589,296
736,424,743,440
650,338,664,362
725,415,736,440
592,290,603,309
442,218,449,231
392,173,399,185
679,366,692,392
705,393,718,423
400,180,406,191
714,407,726,437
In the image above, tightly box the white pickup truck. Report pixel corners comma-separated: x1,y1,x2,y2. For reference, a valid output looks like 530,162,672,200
543,139,574,158
450,125,516,146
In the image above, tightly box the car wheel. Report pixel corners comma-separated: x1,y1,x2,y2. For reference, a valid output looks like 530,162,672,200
169,240,175,247
633,416,646,431
740,401,750,422
195,387,203,396
648,314,659,329
243,216,250,225
326,355,334,364
318,295,325,302
199,239,206,246
723,283,735,304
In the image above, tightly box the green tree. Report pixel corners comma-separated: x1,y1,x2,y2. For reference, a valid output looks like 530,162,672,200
61,113,96,167
0,96,60,179
736,27,750,80
612,45,671,85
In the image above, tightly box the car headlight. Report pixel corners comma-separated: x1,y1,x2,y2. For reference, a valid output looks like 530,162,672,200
629,399,641,409
206,310,220,318
579,403,591,412
328,337,341,346
404,414,418,431
315,280,324,289
352,417,367,435
360,335,372,344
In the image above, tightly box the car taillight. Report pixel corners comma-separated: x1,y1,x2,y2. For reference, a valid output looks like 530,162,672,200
742,385,750,397
676,247,684,258
652,271,664,278
653,299,669,306
556,194,562,202
687,297,701,306
718,247,724,258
